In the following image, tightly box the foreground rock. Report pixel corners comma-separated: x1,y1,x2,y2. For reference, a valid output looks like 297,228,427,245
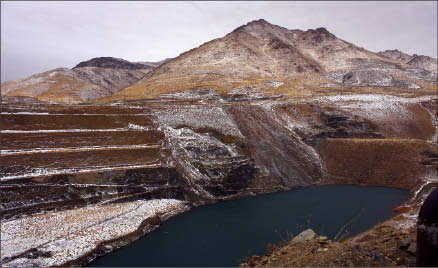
290,229,317,244
242,224,418,267
241,170,437,267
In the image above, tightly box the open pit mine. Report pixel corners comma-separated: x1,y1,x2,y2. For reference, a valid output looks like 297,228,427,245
1,19,437,267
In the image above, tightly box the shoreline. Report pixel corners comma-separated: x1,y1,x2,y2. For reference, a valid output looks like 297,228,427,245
241,180,436,267
82,180,433,267
0,200,190,267
63,204,191,267
1,174,434,267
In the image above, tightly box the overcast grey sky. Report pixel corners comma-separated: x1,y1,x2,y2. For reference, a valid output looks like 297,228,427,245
1,1,437,81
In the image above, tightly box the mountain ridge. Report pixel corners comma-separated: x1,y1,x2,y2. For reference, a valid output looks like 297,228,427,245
73,57,156,70
378,49,437,73
1,57,167,103
103,19,436,101
2,19,437,104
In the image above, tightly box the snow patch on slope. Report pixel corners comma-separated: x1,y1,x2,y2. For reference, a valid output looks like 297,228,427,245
1,199,188,267
311,94,436,135
0,144,160,156
2,124,153,134
0,162,161,181
155,105,243,137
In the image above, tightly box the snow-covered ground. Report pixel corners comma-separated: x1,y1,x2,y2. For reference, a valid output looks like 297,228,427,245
266,81,284,88
0,109,151,116
1,112,50,115
1,199,189,267
0,112,151,116
2,123,153,133
382,172,437,231
311,94,434,118
159,88,221,100
1,144,160,156
310,94,437,138
155,105,243,137
311,94,434,105
411,172,438,204
0,162,161,181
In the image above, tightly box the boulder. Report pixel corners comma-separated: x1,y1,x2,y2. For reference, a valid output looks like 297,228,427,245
407,243,416,256
398,238,411,250
318,236,328,241
290,229,317,244
145,215,162,226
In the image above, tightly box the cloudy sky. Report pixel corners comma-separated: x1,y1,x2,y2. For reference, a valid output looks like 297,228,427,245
1,1,437,81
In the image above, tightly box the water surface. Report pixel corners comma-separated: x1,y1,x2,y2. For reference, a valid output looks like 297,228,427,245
90,185,408,267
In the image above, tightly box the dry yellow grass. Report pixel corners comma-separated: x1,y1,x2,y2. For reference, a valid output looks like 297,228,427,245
317,138,436,190
4,73,92,104
97,74,277,102
96,68,437,103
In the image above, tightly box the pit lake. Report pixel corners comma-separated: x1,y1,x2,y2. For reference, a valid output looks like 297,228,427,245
90,185,408,267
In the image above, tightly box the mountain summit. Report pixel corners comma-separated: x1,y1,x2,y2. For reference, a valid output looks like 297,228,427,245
106,19,436,101
74,57,156,70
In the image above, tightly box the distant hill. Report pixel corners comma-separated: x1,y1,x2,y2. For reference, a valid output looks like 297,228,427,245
73,57,155,70
1,57,166,103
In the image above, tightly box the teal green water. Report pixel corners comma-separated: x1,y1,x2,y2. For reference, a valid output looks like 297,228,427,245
90,185,408,267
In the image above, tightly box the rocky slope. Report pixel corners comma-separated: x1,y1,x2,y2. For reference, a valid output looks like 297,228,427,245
103,19,437,101
1,57,164,103
242,224,418,267
136,58,173,68
379,49,438,74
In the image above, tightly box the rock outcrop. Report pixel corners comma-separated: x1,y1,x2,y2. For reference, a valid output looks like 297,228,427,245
379,49,438,74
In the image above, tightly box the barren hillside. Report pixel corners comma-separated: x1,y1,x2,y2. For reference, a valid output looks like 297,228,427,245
103,19,437,101
1,57,163,103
